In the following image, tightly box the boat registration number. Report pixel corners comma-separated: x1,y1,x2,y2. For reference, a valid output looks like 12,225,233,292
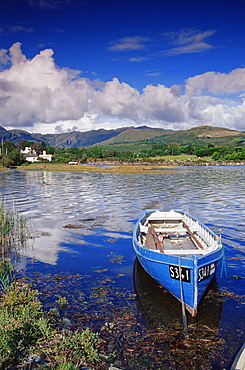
169,265,191,283
198,263,216,282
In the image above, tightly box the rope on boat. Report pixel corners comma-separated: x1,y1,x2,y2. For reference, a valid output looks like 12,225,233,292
178,257,188,337
220,242,228,279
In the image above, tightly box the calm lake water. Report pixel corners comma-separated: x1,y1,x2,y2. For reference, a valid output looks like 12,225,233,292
1,166,245,369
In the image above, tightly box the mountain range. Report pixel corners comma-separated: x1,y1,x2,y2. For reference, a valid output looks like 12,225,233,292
0,125,245,149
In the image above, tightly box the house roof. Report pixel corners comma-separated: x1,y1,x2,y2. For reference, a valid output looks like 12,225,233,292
25,153,38,158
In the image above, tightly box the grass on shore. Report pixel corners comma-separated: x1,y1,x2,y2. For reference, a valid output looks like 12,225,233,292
15,162,190,173
0,275,102,369
0,154,215,173
0,165,8,171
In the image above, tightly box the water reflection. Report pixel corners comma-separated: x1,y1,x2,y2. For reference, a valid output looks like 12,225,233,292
133,258,232,369
1,167,245,263
133,258,223,329
1,167,245,368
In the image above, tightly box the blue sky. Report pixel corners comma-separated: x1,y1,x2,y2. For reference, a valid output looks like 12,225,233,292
0,0,245,134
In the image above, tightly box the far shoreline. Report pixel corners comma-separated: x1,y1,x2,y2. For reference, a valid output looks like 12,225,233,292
14,162,188,173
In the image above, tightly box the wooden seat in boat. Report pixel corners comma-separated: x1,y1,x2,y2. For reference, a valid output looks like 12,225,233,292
145,225,164,253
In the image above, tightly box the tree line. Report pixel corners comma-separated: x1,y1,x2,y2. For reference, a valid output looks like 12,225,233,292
1,139,245,167
143,143,245,161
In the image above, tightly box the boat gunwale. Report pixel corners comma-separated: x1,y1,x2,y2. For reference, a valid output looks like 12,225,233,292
133,209,222,257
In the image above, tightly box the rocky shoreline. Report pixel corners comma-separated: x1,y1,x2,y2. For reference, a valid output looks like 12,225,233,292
88,159,245,167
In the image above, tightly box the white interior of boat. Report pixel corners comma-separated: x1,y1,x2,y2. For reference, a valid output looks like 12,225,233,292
138,210,220,255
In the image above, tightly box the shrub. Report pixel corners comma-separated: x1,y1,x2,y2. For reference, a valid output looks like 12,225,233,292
0,281,102,368
0,282,50,366
53,328,101,366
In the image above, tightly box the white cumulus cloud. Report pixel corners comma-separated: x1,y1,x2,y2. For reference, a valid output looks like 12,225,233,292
186,68,245,95
95,77,140,119
0,43,95,129
0,42,245,134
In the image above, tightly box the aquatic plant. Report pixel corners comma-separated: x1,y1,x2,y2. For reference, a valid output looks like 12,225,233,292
0,258,14,291
55,295,68,309
0,198,30,257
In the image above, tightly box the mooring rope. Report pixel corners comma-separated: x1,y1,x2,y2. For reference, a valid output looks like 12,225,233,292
178,256,188,337
220,242,228,279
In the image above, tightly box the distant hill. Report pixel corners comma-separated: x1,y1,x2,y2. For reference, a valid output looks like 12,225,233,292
30,127,130,148
145,126,245,147
99,126,172,145
0,126,22,143
2,127,131,148
0,125,169,148
1,125,245,149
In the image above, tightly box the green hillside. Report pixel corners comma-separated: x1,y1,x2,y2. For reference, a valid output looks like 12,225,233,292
150,126,245,146
100,126,172,145
95,126,245,152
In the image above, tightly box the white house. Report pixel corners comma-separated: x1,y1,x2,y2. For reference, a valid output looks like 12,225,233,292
39,150,53,162
21,147,52,162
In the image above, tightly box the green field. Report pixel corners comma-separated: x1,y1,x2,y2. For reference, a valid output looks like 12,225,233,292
96,142,152,153
150,154,214,163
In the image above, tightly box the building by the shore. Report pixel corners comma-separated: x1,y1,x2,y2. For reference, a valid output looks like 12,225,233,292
21,147,52,162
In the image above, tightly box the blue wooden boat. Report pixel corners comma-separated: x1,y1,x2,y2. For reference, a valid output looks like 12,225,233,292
132,209,223,317
231,342,245,370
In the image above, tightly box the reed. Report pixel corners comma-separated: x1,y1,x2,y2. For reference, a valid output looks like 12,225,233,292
0,199,30,258
0,258,14,291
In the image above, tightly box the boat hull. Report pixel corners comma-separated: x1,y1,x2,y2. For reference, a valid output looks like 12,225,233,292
132,209,223,317
231,342,245,370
